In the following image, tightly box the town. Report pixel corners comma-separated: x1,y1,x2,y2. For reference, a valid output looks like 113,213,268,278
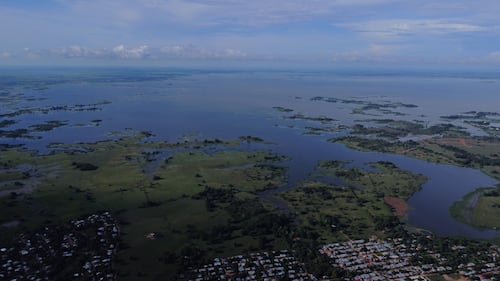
0,212,120,281
1,212,499,280
182,250,316,280
320,236,499,281
322,238,438,280
320,237,450,280
182,236,499,281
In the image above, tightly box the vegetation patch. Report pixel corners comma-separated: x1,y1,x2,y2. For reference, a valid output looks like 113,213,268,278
384,196,410,218
310,96,417,116
72,162,99,171
280,161,427,243
280,182,404,242
0,132,291,280
272,106,294,112
316,160,427,200
350,122,469,140
331,135,500,182
451,187,500,229
284,113,336,123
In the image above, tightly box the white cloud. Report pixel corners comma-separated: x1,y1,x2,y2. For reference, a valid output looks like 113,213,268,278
3,0,500,65
54,46,105,58
0,51,12,58
54,0,399,28
112,45,149,59
160,44,247,58
332,44,404,62
15,44,248,61
367,44,401,55
222,48,247,57
487,51,500,62
54,45,151,59
341,19,486,41
331,0,396,5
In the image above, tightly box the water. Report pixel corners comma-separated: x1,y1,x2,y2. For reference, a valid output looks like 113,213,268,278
1,68,499,238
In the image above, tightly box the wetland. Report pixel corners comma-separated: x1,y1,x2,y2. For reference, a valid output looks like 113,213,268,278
1,68,500,279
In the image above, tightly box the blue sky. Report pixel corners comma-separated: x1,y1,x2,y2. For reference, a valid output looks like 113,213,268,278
1,0,500,67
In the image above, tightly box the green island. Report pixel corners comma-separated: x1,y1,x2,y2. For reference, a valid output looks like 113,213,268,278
284,113,337,123
310,96,418,116
442,111,500,137
281,160,428,242
0,100,111,139
303,125,348,135
350,120,469,140
450,187,500,229
316,160,428,200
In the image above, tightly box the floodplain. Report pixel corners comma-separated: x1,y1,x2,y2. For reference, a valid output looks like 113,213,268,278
1,69,500,280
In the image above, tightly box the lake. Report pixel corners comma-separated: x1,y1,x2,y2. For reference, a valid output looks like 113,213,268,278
1,67,499,238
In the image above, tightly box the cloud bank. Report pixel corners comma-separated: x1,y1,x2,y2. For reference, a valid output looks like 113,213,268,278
1,0,500,66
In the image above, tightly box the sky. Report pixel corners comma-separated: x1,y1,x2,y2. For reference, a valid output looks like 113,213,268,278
1,0,500,67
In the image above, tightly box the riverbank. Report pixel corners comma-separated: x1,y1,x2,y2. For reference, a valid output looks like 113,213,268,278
330,135,500,231
450,187,500,229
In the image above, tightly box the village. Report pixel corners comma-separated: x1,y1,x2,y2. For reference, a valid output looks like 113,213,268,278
182,250,316,280
319,237,499,281
182,236,499,281
0,212,120,281
321,237,445,280
1,211,499,281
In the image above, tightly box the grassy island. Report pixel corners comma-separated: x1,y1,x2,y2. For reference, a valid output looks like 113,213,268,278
450,187,500,229
279,161,427,243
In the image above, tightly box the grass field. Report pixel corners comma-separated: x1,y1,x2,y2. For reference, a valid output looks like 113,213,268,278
1,129,497,279
471,188,500,228
0,132,291,280
279,161,427,242
316,160,427,200
449,188,485,227
280,182,394,241
332,135,500,181
472,195,500,229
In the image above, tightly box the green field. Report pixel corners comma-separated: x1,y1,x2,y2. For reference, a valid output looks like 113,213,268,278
315,160,427,200
279,161,427,242
450,187,500,229
331,135,500,181
0,132,292,279
1,127,498,279
472,188,500,228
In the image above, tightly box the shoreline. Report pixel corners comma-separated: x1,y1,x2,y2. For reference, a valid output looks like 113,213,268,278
450,187,500,230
